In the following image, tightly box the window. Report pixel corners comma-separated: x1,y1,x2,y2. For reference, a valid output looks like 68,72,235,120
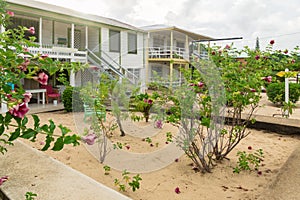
153,37,164,47
7,16,39,42
128,68,140,78
128,33,137,54
109,30,120,52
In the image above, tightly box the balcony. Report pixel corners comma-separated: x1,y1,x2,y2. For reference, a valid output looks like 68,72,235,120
148,46,189,61
25,43,87,63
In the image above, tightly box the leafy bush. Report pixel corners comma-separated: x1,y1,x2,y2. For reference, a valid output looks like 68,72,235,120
267,82,300,104
62,86,84,112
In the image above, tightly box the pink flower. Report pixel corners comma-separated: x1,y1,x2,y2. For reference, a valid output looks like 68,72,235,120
33,72,48,85
40,54,49,59
284,49,288,54
175,187,181,194
82,133,97,145
18,58,30,71
264,76,272,83
6,11,14,17
28,27,35,35
125,145,130,150
9,102,30,118
270,40,275,45
291,59,295,64
225,44,230,49
175,158,179,162
250,88,256,92
211,51,216,55
257,171,262,175
0,176,8,186
255,55,260,60
248,146,252,150
154,120,163,129
197,82,204,88
23,92,32,104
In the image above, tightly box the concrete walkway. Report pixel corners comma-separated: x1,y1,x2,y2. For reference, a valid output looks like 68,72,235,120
0,140,131,200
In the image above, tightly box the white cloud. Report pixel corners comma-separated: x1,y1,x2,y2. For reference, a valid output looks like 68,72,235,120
36,0,300,50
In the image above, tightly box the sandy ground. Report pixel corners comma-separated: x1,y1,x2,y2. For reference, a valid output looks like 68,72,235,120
21,110,300,200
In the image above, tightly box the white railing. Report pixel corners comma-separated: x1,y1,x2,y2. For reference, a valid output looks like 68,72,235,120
148,46,189,60
26,43,87,63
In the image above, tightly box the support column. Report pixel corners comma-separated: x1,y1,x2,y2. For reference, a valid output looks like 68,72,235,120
185,35,189,60
85,26,88,50
145,32,150,85
169,31,174,87
70,23,75,86
39,17,43,47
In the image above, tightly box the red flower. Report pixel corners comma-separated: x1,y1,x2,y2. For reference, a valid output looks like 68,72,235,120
6,11,14,17
175,158,179,162
291,59,295,64
248,146,252,150
197,82,204,88
0,176,8,186
28,27,35,35
23,92,32,104
264,76,272,83
257,171,262,175
255,55,260,60
211,51,216,55
250,88,256,92
40,54,49,59
225,44,230,49
9,102,30,118
270,40,275,45
33,72,48,85
82,133,97,145
175,187,181,194
125,145,130,150
284,49,288,54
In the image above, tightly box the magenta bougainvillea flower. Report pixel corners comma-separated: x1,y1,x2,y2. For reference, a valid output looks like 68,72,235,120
9,102,29,118
250,88,256,92
225,44,230,49
154,120,163,129
82,133,97,145
248,146,252,150
264,76,272,83
211,51,216,55
0,176,8,186
175,187,181,194
175,158,179,162
255,55,260,60
33,72,48,85
40,54,49,59
291,59,295,64
125,145,130,150
18,58,30,71
23,92,32,103
197,82,204,88
270,40,275,45
28,27,35,35
284,49,288,54
6,11,14,17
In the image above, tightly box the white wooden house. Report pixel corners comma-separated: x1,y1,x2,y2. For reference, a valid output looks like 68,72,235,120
5,0,146,89
142,24,212,87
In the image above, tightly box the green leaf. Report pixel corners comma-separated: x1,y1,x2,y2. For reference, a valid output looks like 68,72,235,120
21,116,28,127
41,135,54,151
8,128,20,141
32,114,40,129
64,135,80,145
52,137,64,151
20,129,36,139
0,125,4,136
40,124,49,132
49,119,56,133
4,113,13,125
58,124,71,136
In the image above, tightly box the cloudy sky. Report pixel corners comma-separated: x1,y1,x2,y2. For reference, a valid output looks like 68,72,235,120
37,0,300,51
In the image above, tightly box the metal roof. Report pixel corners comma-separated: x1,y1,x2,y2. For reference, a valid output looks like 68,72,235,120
141,24,213,40
6,0,144,32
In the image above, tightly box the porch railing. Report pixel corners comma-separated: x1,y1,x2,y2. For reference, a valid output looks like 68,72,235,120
26,43,87,63
148,46,189,60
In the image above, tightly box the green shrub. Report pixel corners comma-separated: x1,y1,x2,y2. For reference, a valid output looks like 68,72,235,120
62,86,84,112
267,82,300,104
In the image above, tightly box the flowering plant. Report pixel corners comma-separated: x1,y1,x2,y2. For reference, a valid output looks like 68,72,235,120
0,0,89,181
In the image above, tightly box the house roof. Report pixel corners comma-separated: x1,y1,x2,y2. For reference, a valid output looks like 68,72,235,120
141,24,213,40
6,0,144,32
